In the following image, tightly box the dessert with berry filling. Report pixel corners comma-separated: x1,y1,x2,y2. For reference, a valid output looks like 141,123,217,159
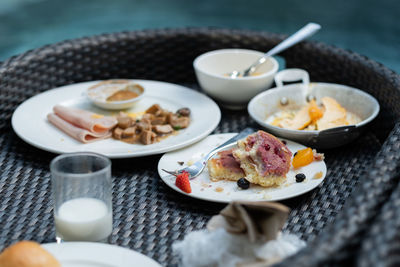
208,130,292,187
207,149,245,182
233,130,292,187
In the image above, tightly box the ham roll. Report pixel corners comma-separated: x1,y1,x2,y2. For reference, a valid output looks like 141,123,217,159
53,105,117,134
47,113,112,143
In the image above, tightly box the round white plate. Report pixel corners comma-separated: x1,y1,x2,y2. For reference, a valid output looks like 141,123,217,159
158,133,327,203
42,242,161,267
11,80,221,158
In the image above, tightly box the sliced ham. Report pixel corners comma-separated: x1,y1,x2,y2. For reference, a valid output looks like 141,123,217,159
47,113,112,143
53,105,117,134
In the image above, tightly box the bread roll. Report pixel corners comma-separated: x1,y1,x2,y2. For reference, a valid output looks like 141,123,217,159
0,241,60,267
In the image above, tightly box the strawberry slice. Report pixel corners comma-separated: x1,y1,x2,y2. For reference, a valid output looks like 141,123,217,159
175,171,191,193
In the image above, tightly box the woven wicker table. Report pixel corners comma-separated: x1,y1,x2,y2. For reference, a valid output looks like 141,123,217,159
0,28,399,267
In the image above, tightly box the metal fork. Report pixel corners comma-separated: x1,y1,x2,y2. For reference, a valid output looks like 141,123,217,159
162,127,255,179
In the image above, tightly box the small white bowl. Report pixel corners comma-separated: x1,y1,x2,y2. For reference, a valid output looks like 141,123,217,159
86,80,145,110
193,49,279,109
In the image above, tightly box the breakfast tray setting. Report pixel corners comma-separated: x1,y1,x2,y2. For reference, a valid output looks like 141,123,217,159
0,28,400,266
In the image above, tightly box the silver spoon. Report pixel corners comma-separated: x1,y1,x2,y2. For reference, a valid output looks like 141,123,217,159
228,22,321,78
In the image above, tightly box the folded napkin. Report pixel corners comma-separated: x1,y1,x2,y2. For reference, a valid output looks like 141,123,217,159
207,201,289,243
173,201,305,267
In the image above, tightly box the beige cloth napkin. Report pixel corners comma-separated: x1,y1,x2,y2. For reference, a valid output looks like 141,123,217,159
207,201,290,243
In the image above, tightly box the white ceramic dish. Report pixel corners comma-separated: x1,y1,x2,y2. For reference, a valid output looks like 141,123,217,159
86,80,145,110
158,133,327,203
248,69,380,149
12,80,221,158
42,242,161,267
193,49,279,109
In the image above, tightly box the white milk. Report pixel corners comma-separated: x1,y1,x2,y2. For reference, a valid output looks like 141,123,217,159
55,197,112,241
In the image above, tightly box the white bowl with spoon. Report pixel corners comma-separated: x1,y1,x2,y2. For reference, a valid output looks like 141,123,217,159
193,23,321,109
193,49,279,109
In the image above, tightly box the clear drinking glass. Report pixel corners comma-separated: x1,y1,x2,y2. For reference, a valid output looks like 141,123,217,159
50,152,113,242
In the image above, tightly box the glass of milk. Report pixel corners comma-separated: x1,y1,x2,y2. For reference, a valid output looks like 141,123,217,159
50,152,113,242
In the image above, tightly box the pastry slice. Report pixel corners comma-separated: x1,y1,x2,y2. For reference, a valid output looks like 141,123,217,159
208,149,245,182
232,130,292,187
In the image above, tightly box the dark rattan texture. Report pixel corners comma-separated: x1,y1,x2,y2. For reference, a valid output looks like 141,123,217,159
0,28,399,266
357,144,400,267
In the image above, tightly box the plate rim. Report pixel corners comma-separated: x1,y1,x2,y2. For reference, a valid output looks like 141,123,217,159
42,242,161,266
157,132,327,203
11,79,221,158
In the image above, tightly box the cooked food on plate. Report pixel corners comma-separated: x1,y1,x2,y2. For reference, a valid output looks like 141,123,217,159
204,130,324,191
208,149,245,182
208,131,292,187
0,241,60,267
267,97,361,131
47,104,191,145
112,104,191,145
233,131,292,187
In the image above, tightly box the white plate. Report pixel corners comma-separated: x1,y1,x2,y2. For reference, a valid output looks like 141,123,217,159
158,133,327,203
42,242,161,267
11,80,221,158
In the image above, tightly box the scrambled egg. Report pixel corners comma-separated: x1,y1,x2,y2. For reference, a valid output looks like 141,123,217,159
90,114,104,119
127,111,145,120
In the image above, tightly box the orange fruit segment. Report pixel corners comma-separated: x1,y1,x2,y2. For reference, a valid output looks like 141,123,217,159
292,147,314,168
308,100,323,122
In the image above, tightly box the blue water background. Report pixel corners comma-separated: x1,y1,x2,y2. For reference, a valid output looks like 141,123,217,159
0,0,399,73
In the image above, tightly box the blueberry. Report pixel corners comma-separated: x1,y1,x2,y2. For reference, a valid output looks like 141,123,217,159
295,173,306,183
237,178,250,189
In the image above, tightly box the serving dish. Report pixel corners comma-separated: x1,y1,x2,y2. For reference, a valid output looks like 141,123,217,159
248,69,380,148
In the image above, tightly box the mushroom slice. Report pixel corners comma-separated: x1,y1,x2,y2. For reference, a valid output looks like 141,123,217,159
117,116,132,129
151,116,167,125
152,124,173,134
122,126,137,138
113,128,124,140
145,104,163,116
137,121,152,132
168,114,190,129
140,130,157,145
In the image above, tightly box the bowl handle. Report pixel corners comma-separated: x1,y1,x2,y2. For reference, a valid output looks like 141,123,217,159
274,68,310,88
